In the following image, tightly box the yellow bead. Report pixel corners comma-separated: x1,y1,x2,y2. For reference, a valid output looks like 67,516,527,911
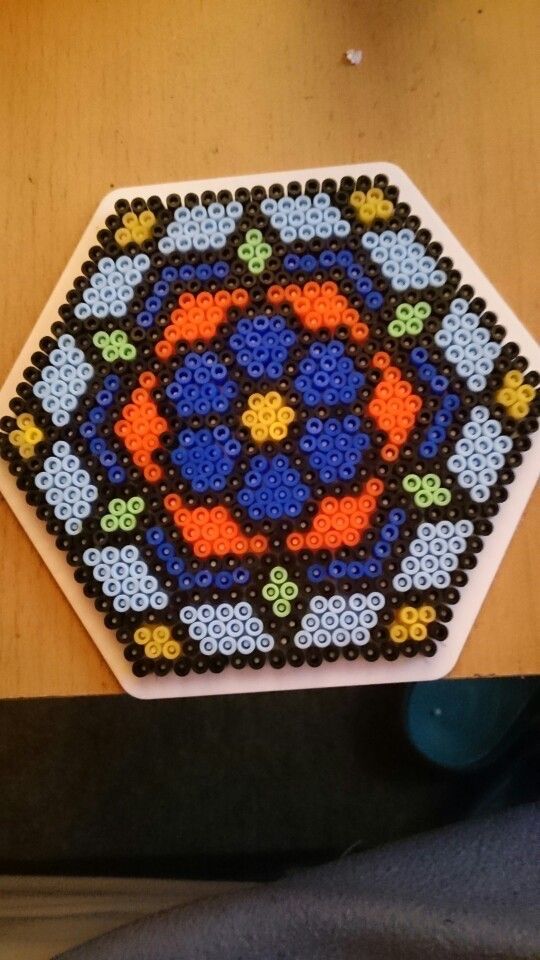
376,199,394,220
153,625,170,643
518,384,535,403
277,405,295,425
131,226,148,245
266,391,282,409
25,427,42,445
17,413,33,430
366,187,384,202
139,210,156,229
358,202,377,225
144,640,162,659
509,400,529,420
269,422,287,441
409,623,427,642
350,191,366,209
8,430,24,447
248,393,263,409
162,640,181,660
252,425,268,443
389,623,408,643
418,605,436,624
259,407,275,425
495,387,515,407
504,369,523,389
134,626,152,645
19,443,34,459
241,410,256,428
398,606,418,626
122,211,139,229
115,227,132,247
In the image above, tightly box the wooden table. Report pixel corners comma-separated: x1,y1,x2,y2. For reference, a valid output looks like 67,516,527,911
0,0,538,697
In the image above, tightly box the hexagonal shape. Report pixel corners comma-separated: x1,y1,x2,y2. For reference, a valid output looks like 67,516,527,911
0,164,538,698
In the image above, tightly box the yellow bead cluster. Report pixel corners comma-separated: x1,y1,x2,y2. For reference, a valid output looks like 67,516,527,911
133,624,181,660
9,413,44,459
114,210,156,247
349,188,394,226
241,391,295,443
389,605,436,644
495,369,535,420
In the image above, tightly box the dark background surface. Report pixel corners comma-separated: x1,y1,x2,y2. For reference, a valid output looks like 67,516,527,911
0,683,480,880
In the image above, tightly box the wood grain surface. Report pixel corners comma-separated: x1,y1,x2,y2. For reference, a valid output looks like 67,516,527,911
0,0,538,697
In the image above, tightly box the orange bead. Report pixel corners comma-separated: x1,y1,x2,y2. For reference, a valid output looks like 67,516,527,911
372,351,390,369
267,285,285,305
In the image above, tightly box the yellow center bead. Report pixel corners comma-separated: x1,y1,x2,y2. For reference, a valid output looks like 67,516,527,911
495,369,536,420
242,391,295,443
8,413,44,457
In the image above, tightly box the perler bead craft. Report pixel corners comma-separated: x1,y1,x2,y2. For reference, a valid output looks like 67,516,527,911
0,164,539,699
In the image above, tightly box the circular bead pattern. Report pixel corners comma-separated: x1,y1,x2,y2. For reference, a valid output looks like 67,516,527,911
434,298,502,393
172,426,241,493
166,351,237,417
361,228,447,292
1,171,538,683
261,192,351,243
159,201,243,255
230,315,296,379
300,415,370,483
295,341,364,407
33,334,94,428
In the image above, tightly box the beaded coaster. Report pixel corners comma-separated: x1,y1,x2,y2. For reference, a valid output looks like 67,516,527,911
0,164,538,699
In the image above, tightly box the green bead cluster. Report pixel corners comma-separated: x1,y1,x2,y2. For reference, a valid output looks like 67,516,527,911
238,229,272,275
93,329,137,362
402,473,451,508
262,566,298,618
388,301,431,338
100,496,145,532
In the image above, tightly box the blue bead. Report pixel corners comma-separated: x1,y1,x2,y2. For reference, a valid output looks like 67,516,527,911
136,311,153,328
365,291,383,310
411,347,428,365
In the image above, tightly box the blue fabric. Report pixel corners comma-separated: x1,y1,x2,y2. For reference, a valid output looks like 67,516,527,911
57,803,539,960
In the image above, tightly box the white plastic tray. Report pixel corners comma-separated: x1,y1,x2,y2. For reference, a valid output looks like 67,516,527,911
0,163,538,698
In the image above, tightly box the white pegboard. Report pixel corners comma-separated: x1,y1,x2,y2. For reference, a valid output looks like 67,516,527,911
0,163,538,698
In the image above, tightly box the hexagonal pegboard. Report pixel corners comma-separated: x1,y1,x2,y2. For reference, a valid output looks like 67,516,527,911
0,163,538,699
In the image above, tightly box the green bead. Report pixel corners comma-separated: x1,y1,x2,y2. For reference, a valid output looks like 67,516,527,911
121,343,137,361
281,581,298,600
245,228,262,244
414,301,431,320
127,496,144,515
108,498,127,516
403,473,422,493
256,242,272,260
273,599,291,618
119,513,136,531
396,302,414,322
110,329,127,346
93,331,109,348
433,487,451,506
388,319,405,337
406,316,423,335
248,257,264,274
262,583,279,602
414,489,433,508
423,474,441,490
100,514,118,532
270,566,288,584
238,242,254,260
102,345,118,362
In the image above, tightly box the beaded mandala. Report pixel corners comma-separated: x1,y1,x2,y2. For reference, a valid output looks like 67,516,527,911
0,165,538,697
